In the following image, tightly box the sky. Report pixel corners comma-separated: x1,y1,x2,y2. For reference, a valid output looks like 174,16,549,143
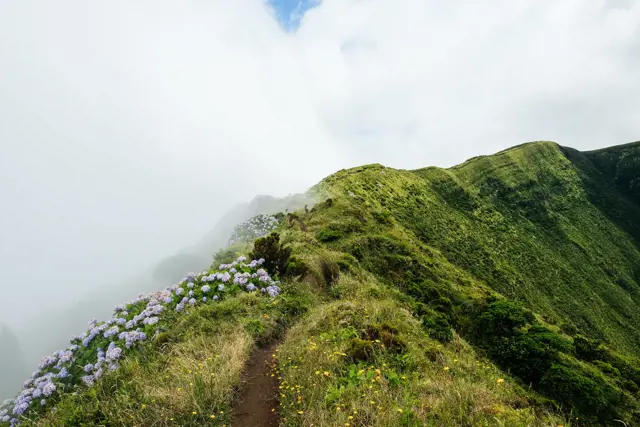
0,0,639,332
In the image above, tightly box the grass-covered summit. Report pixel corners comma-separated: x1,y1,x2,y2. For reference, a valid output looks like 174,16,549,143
2,140,640,426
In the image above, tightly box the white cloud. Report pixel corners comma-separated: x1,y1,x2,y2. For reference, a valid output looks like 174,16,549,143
294,0,640,166
0,0,639,328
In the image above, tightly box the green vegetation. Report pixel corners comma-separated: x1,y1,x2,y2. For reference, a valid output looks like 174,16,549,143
28,283,314,427
6,140,640,426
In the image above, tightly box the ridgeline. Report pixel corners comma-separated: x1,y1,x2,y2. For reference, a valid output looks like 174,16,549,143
2,141,640,426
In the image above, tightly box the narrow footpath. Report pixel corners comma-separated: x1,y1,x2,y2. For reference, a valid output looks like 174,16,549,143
231,342,280,427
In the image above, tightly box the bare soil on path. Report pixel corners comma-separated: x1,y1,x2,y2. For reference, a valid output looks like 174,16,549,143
231,342,279,427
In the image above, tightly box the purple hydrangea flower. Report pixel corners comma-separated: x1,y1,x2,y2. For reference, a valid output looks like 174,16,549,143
106,346,122,362
41,382,56,397
57,368,69,379
143,316,159,326
104,326,120,339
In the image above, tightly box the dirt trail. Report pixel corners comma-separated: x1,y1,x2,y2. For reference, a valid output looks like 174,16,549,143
232,343,279,427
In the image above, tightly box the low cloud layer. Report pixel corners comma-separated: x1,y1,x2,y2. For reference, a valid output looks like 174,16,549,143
0,0,639,337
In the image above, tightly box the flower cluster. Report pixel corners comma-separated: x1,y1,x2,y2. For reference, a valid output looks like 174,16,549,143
228,214,280,246
0,256,280,426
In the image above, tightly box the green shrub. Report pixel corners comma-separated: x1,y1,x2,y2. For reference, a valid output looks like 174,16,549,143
593,360,621,377
473,300,535,344
491,334,558,383
559,322,578,336
362,323,407,354
317,228,343,242
320,257,340,288
212,247,240,267
249,232,291,277
573,334,604,361
347,338,376,362
372,210,392,224
285,256,308,277
540,364,621,422
422,313,454,343
472,301,568,383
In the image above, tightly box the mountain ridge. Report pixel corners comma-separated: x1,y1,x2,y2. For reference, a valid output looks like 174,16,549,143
3,140,640,426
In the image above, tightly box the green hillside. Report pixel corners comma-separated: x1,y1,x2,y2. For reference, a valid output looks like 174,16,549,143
3,141,640,426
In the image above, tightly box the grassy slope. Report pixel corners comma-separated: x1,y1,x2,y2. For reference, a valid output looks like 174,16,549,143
279,140,640,425
12,141,640,427
317,141,640,356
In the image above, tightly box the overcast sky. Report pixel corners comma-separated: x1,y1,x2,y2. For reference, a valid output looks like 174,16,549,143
1,0,639,330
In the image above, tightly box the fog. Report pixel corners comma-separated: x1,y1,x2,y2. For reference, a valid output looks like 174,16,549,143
1,0,639,399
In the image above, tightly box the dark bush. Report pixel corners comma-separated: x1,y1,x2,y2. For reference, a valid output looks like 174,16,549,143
249,232,292,277
422,313,454,343
363,323,407,354
593,360,621,377
473,300,535,345
472,301,568,383
347,338,376,362
320,257,340,287
559,322,578,336
573,334,604,361
540,364,621,421
317,228,343,242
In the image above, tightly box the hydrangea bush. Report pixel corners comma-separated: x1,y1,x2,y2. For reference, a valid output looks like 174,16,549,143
0,256,280,426
228,214,280,246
